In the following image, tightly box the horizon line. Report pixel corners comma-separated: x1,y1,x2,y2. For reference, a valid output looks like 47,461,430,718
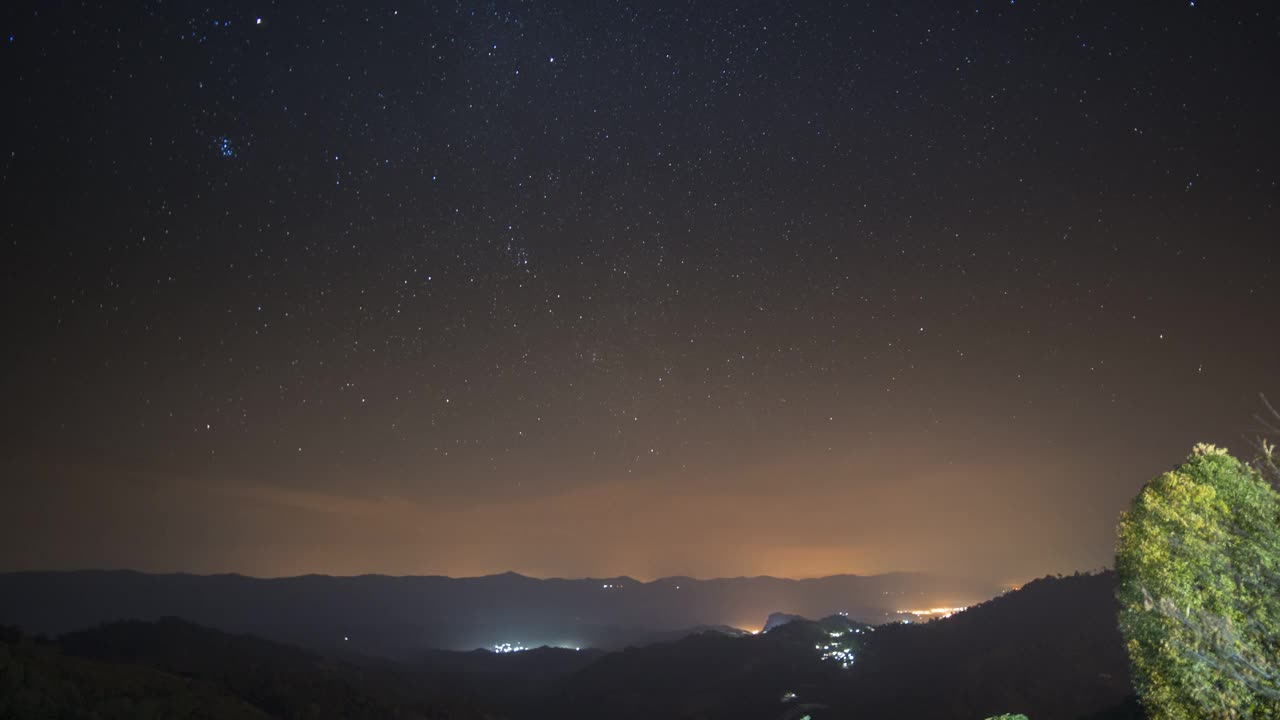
0,567,954,584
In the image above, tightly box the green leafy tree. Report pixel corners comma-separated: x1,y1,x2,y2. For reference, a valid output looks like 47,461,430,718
1115,444,1280,719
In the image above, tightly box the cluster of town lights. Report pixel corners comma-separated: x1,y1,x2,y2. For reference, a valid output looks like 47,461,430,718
816,639,856,669
901,606,968,620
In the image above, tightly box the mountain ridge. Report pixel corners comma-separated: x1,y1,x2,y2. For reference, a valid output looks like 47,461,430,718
2,572,1138,719
0,567,950,583
0,569,1004,654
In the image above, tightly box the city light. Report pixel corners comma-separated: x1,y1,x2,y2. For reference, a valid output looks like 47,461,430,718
815,639,857,669
898,606,969,621
492,642,528,653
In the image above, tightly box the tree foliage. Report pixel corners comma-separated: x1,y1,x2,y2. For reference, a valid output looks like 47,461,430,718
1256,395,1280,492
1115,444,1280,719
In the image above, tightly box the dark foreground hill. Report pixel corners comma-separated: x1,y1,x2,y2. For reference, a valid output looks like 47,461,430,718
0,570,1000,655
56,618,488,719
8,620,500,719
3,571,1140,719
0,626,270,720
531,572,1137,720
831,572,1137,719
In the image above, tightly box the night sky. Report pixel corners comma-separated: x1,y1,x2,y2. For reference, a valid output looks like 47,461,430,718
2,1,1278,585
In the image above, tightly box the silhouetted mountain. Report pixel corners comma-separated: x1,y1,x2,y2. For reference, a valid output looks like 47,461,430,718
762,612,808,632
2,572,1138,719
55,618,488,719
0,625,269,719
0,570,1002,654
409,645,609,711
541,625,841,719
529,572,1138,720
832,572,1136,719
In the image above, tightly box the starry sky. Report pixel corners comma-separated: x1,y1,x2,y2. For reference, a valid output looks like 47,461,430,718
2,1,1278,585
